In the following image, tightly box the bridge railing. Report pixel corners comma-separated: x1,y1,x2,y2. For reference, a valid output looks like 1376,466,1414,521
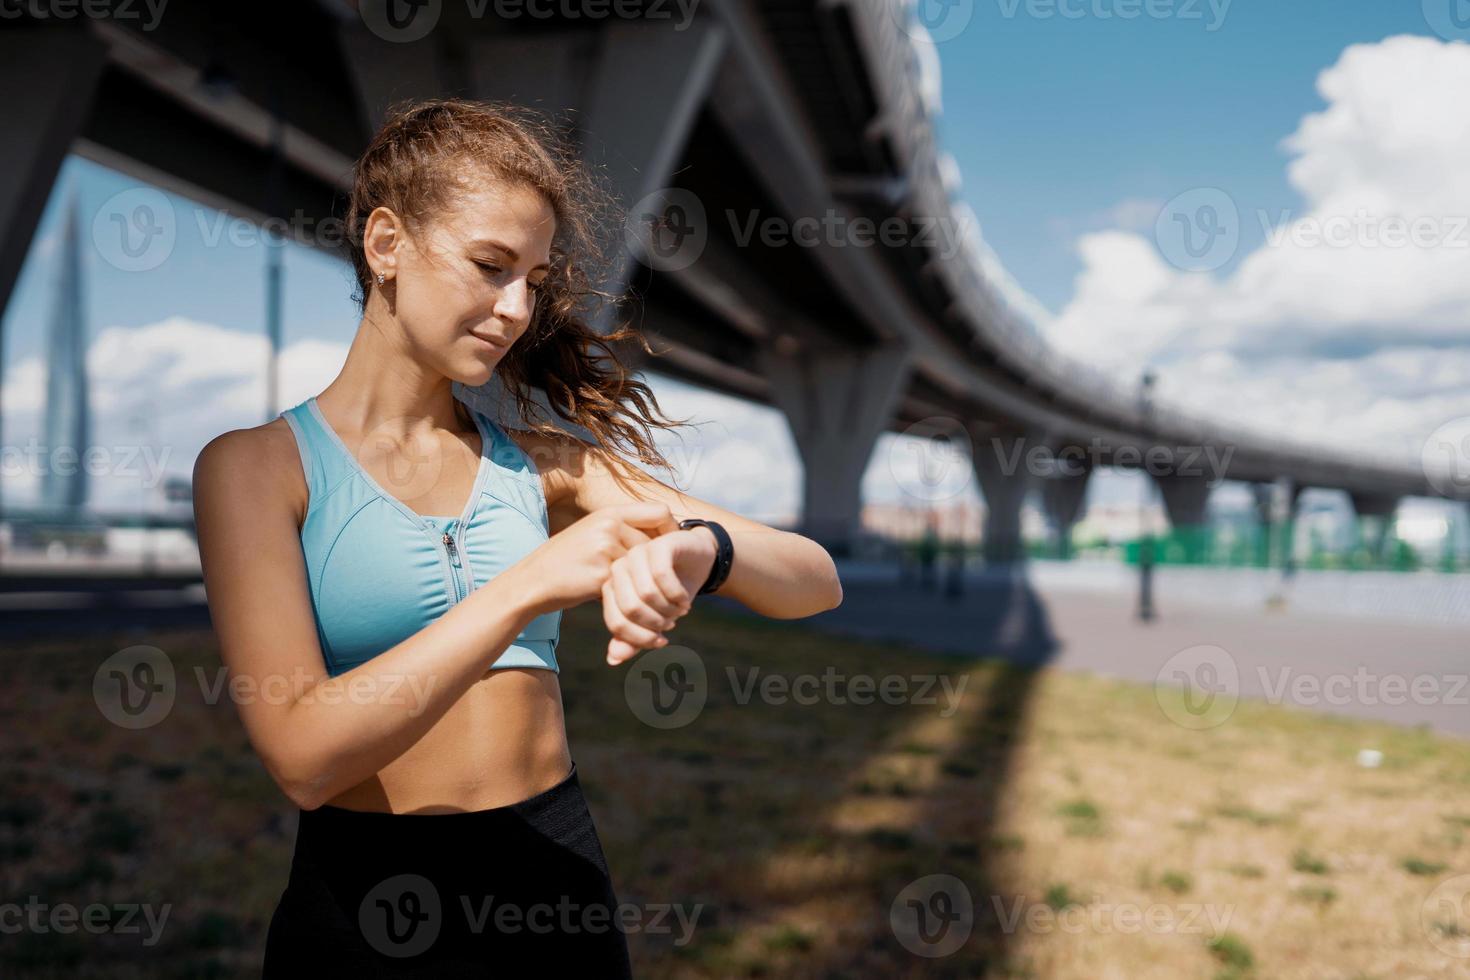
839,0,1441,493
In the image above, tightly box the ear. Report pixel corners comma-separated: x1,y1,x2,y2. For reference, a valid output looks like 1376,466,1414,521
363,205,402,280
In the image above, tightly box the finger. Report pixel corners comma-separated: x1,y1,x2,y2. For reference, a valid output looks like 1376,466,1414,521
643,541,694,614
609,518,659,554
607,635,645,666
602,577,666,649
610,559,669,632
625,549,682,624
603,501,677,533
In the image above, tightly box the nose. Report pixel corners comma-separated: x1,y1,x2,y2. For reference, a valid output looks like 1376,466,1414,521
494,276,535,328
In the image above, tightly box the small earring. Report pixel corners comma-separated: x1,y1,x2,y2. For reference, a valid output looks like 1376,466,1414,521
375,272,386,285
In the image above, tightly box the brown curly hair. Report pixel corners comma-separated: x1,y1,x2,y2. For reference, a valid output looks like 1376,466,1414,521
345,96,690,486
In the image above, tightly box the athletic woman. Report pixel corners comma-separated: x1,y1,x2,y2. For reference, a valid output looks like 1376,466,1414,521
191,99,843,977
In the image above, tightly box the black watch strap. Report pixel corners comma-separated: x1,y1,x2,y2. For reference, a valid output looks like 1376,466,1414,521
678,518,734,595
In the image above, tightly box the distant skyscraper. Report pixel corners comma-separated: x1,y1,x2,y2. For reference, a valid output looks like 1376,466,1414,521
41,189,89,513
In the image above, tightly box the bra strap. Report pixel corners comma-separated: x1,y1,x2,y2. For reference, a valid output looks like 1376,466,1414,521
279,399,357,504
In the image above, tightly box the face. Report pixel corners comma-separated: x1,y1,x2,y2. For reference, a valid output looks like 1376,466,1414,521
364,178,556,386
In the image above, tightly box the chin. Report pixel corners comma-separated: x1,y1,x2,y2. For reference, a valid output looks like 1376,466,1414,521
455,362,497,387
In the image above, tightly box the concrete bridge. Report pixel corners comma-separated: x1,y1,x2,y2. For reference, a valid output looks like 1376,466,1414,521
3,0,1464,559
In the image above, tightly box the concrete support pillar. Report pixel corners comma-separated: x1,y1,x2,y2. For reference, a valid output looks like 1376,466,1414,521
1462,501,1470,567
1153,472,1213,562
340,16,725,336
1153,472,1212,527
758,342,912,556
335,26,446,135
1280,480,1306,575
1349,492,1399,563
1255,478,1306,572
0,25,108,320
473,18,726,335
971,431,1040,566
1251,482,1273,566
1040,460,1091,558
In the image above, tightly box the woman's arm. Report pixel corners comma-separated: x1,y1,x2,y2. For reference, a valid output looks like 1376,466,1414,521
522,430,844,621
193,426,554,811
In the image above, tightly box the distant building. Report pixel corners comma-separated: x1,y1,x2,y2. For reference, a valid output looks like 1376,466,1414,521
40,190,90,515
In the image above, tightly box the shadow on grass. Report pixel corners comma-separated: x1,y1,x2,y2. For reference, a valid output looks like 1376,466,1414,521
580,567,1059,977
0,567,1056,978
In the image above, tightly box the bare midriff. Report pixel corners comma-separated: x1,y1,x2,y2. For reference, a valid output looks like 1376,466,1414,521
323,667,573,814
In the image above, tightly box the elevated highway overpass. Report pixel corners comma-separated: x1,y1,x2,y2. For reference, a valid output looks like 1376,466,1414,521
2,0,1463,558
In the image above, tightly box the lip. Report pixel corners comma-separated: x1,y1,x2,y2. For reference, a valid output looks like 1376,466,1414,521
470,333,510,352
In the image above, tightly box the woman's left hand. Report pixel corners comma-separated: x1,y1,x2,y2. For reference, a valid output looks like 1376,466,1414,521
602,525,717,665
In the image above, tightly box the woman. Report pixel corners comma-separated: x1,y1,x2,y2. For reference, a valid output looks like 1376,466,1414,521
191,98,843,977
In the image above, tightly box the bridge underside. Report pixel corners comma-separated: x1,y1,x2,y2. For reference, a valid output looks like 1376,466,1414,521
0,3,1457,559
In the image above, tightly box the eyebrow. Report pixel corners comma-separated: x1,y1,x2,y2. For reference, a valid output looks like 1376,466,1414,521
470,239,551,272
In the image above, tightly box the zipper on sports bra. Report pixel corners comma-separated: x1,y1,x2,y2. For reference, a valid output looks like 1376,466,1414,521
441,521,465,603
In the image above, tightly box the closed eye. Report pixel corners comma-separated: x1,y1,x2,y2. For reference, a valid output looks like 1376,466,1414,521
475,262,546,292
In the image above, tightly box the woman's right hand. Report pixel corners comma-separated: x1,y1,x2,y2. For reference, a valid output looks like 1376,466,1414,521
516,501,680,620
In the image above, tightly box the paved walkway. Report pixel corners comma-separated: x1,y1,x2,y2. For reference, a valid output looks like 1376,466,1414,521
714,560,1470,737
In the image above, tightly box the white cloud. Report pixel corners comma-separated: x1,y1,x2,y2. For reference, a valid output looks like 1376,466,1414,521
1040,34,1470,464
2,315,808,521
2,317,347,511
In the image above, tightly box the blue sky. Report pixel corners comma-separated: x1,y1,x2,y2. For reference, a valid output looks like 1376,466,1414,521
10,3,1444,363
935,0,1454,310
2,6,1467,537
2,159,359,385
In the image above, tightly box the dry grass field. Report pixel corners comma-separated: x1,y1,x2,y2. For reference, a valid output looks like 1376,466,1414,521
1,602,1467,978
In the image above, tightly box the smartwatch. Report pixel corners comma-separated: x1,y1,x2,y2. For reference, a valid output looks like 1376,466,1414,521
678,518,734,595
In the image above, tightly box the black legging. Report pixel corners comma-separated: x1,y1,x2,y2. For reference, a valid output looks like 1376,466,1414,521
263,761,634,978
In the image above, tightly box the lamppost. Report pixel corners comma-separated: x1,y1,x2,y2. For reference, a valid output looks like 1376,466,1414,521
1137,370,1157,623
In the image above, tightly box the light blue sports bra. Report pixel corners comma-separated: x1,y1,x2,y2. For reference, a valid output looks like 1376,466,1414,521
279,395,560,677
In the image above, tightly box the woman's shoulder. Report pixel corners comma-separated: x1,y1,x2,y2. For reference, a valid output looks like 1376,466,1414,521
193,417,308,517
